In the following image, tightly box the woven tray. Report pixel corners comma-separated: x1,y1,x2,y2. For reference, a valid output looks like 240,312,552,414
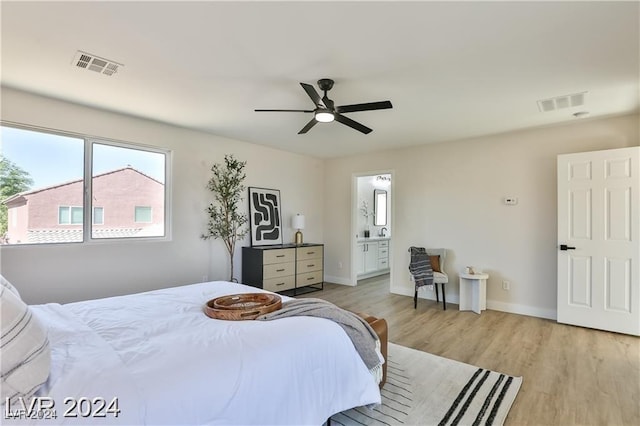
204,293,282,320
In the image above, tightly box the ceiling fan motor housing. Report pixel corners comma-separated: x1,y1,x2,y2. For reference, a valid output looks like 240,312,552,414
317,78,334,91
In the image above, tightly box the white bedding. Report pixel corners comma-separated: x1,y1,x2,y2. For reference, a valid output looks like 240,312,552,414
11,282,380,425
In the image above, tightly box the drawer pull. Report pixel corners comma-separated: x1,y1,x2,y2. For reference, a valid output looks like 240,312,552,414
307,251,315,255
276,282,285,286
307,277,315,281
276,255,285,258
276,268,285,272
307,264,314,268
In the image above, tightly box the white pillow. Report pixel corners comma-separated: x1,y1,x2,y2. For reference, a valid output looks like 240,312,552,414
0,274,21,299
1,286,51,406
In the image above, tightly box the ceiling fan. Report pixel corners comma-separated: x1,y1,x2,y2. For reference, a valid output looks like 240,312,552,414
255,78,392,135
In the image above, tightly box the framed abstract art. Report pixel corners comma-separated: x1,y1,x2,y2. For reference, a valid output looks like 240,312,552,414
248,187,283,246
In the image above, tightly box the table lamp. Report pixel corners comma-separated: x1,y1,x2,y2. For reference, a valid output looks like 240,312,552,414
292,213,305,245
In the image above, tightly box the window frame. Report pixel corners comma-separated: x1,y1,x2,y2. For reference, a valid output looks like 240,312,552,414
1,121,172,245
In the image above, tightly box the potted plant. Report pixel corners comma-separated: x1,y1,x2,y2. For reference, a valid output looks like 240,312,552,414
202,154,248,281
360,200,372,237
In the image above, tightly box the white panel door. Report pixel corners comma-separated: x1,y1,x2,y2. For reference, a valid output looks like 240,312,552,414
557,147,640,335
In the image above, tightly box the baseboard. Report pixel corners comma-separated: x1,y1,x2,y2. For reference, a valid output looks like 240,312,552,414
390,286,556,320
390,285,460,305
357,270,390,280
390,286,413,297
324,275,355,286
487,300,557,320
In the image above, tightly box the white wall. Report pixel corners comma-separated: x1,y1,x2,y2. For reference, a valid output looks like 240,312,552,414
0,87,324,304
324,114,639,319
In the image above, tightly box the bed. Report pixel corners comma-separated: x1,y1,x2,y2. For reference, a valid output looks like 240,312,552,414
1,280,381,425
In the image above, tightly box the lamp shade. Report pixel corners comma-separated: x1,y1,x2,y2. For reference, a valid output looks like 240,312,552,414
292,214,305,230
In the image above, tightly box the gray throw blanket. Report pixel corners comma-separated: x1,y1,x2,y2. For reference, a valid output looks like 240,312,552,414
256,298,381,371
409,246,433,288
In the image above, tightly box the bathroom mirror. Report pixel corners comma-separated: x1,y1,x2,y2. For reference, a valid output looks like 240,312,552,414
374,189,387,226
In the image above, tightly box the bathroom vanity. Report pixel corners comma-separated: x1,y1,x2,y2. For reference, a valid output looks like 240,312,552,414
356,237,390,279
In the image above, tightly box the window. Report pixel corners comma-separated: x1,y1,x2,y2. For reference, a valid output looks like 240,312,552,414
93,207,104,225
1,126,83,244
92,143,165,239
58,208,68,225
1,124,169,245
58,206,83,225
134,206,152,223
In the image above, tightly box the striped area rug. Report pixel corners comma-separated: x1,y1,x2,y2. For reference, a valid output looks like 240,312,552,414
331,343,522,426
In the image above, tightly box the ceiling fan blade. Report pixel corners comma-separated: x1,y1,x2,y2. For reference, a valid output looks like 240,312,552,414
255,109,314,113
336,100,393,114
300,83,325,108
334,113,372,134
298,118,318,134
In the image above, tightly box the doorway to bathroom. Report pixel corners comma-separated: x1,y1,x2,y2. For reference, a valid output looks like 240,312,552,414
351,172,393,289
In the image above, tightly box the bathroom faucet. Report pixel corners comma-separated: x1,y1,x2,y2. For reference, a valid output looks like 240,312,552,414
379,227,387,237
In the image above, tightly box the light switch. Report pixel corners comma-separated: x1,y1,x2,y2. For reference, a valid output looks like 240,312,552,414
504,197,518,205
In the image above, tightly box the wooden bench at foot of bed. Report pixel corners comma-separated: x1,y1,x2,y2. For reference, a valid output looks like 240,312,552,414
356,313,388,388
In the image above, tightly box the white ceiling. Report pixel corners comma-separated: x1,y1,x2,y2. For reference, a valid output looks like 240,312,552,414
1,1,638,158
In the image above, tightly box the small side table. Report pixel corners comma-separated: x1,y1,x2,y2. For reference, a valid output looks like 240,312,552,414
459,272,489,314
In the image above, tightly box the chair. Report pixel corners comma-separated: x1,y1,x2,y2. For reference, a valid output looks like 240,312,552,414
411,248,449,310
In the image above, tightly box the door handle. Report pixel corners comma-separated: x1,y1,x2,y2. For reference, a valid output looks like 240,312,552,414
559,244,576,251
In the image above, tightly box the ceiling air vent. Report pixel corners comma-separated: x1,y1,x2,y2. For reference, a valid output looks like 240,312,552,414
537,92,586,112
72,51,123,76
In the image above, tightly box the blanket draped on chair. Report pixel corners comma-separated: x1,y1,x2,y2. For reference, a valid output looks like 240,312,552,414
409,246,433,289
256,298,384,383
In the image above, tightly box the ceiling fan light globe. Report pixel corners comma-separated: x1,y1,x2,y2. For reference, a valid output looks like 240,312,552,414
315,111,335,123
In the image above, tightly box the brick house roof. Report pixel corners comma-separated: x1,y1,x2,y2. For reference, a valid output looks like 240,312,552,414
26,228,144,243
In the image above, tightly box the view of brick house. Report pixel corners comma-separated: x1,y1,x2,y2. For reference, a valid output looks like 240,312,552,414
3,167,164,244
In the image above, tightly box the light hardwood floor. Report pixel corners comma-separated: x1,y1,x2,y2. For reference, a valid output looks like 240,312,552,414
303,275,640,426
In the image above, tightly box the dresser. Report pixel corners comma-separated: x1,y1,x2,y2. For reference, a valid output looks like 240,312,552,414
242,243,324,295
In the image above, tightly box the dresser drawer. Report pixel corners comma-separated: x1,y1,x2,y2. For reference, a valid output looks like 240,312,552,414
297,259,322,274
263,275,296,292
378,248,389,259
378,258,389,270
263,248,295,265
263,262,295,279
297,271,323,287
378,240,389,249
296,246,323,261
